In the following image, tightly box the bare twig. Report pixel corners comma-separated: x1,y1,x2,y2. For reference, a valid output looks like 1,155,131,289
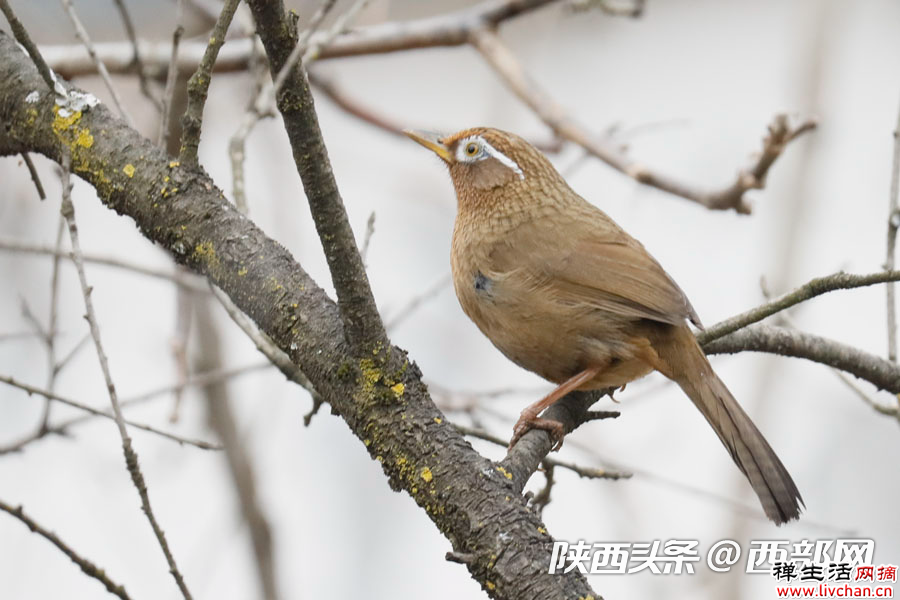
385,273,452,331
269,0,338,97
309,70,407,137
228,37,268,214
470,29,817,213
59,0,135,127
759,281,899,418
471,29,816,214
204,373,279,600
54,332,91,375
0,499,132,600
0,237,209,292
0,0,57,90
39,214,67,429
112,0,162,111
704,324,900,394
179,0,240,167
885,99,900,362
43,0,562,78
360,211,375,265
168,269,194,423
21,153,46,200
0,363,265,455
452,422,630,480
157,24,184,149
211,285,322,407
699,270,900,345
37,363,271,446
832,368,898,417
0,330,50,342
530,462,555,515
566,0,645,17
0,373,222,452
228,0,341,210
58,156,194,599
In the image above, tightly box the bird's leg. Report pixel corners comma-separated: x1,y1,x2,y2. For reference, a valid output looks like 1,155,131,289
509,366,601,451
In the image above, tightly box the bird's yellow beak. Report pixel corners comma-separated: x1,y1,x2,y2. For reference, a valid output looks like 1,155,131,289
403,129,453,164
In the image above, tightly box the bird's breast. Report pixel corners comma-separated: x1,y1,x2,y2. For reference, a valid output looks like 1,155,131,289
450,228,588,382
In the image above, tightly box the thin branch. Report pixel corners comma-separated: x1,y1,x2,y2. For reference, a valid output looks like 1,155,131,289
179,0,240,167
111,0,162,111
269,0,338,98
60,0,135,127
42,0,562,78
0,0,57,90
309,70,408,137
54,332,91,375
470,28,817,213
39,214,67,430
228,37,268,214
759,280,898,418
248,0,388,352
0,237,209,293
699,270,900,345
566,0,645,17
157,24,184,149
385,273,451,331
0,499,132,600
211,286,322,407
204,370,280,600
0,330,49,342
360,210,375,266
40,363,271,444
704,324,900,393
0,363,265,455
452,422,630,480
168,269,194,423
886,98,900,362
21,153,46,200
832,368,898,417
0,373,222,453
228,0,343,212
530,462,555,515
58,156,194,599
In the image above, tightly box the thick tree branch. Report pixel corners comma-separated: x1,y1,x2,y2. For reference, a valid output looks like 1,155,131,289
0,32,596,599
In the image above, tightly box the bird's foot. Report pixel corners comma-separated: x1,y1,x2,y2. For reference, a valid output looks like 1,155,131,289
509,413,566,452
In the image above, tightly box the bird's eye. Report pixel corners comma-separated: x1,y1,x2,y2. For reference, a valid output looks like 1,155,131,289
464,142,479,156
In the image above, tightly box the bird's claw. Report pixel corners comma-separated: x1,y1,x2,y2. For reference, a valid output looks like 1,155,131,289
509,414,566,451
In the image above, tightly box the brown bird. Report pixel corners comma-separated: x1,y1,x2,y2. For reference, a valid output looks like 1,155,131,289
405,127,803,524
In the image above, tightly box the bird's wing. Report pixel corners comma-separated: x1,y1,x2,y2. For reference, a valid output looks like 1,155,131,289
489,213,702,328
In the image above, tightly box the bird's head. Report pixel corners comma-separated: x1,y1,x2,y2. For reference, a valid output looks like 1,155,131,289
404,127,557,195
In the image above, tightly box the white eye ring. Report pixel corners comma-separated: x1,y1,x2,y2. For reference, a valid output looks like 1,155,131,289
455,135,525,180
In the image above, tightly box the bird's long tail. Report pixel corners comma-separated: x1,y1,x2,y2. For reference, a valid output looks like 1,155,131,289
648,324,804,524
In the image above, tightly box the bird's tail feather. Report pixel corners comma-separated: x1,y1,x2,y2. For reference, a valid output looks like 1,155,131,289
649,325,804,524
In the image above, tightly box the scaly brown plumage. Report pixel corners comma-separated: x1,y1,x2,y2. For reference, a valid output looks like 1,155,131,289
405,126,803,524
